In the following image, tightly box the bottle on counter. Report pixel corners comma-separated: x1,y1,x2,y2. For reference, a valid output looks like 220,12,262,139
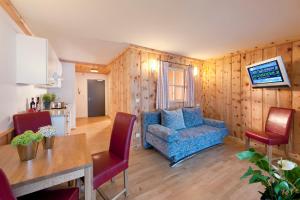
30,97,36,110
36,97,41,111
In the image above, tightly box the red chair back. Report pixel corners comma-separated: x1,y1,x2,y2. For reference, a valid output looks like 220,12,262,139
0,169,16,200
109,112,136,161
13,111,52,135
265,107,294,139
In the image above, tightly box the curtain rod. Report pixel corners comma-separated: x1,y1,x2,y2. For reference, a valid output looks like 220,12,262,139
160,60,193,67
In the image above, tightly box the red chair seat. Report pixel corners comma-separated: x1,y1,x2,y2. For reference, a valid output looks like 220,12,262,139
92,151,128,189
18,188,79,200
245,130,288,145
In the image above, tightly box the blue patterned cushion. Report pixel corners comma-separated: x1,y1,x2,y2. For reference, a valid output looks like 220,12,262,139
161,109,186,130
182,107,203,128
148,124,179,143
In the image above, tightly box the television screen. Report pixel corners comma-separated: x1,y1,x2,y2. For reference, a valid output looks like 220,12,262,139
246,56,290,88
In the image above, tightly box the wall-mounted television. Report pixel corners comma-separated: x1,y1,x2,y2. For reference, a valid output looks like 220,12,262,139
246,56,291,88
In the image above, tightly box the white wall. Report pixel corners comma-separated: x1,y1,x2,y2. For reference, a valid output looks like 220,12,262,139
75,73,108,118
0,7,46,132
48,62,76,128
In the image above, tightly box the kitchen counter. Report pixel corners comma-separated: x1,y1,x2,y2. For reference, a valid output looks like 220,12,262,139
49,109,68,117
43,108,69,117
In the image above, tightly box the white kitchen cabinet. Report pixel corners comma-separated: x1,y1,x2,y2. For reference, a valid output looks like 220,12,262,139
16,34,62,87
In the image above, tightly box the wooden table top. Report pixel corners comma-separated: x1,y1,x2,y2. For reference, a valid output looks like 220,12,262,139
0,133,92,187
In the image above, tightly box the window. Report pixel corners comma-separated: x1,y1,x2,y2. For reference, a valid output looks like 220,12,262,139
168,67,185,103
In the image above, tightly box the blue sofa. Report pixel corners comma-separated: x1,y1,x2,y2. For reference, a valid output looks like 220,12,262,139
142,108,228,167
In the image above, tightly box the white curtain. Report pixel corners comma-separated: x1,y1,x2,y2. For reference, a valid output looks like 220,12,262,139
156,61,169,109
184,66,195,107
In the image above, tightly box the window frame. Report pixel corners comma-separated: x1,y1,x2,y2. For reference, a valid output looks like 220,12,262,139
168,67,186,103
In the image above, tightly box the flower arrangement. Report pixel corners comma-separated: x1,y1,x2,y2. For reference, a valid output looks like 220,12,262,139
38,125,56,138
236,148,300,200
11,130,43,146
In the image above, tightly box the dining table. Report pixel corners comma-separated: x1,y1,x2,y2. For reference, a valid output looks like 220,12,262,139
0,133,95,200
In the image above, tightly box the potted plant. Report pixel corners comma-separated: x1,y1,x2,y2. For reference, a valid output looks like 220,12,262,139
11,130,43,161
42,93,56,109
236,148,300,200
38,125,56,149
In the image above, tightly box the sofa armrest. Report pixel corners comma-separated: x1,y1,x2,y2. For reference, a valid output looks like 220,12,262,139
203,118,226,128
148,124,179,143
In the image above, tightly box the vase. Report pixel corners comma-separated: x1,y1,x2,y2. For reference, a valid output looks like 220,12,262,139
42,136,55,149
17,142,39,161
43,101,51,110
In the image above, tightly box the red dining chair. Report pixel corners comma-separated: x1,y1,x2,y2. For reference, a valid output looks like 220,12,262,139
0,168,79,200
13,111,52,135
245,107,294,162
92,112,136,199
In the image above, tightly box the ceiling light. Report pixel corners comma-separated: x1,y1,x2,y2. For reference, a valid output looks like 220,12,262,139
90,69,98,73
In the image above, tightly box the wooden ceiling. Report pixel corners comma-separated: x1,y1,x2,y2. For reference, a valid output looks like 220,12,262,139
74,62,110,74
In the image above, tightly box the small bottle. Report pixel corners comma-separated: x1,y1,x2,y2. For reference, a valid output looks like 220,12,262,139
36,97,41,111
30,98,36,109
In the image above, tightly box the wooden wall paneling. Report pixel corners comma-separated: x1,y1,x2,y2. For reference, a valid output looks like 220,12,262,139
250,49,263,132
276,43,293,108
148,53,159,111
277,43,293,152
292,41,300,153
129,49,141,133
215,58,224,120
140,51,150,112
208,61,216,118
262,47,277,130
231,54,242,138
202,62,209,117
223,56,232,134
241,53,252,135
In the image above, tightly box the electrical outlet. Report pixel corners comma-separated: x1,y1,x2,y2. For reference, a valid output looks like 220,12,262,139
136,98,140,103
196,104,200,106
136,132,141,138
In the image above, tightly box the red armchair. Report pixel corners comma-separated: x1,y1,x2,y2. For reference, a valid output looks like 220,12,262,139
245,107,294,161
13,111,52,135
92,112,136,199
0,168,79,200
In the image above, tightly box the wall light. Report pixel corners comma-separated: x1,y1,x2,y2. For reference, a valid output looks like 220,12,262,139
149,59,158,72
193,66,198,76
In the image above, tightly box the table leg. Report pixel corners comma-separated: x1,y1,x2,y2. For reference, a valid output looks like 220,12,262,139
84,166,95,200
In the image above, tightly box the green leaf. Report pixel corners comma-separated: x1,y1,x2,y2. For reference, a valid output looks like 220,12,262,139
256,159,270,172
294,178,300,188
236,150,255,160
249,152,266,164
241,167,254,179
285,167,300,184
249,173,268,185
274,181,289,195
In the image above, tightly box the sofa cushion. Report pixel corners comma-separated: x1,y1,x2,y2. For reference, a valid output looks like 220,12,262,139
182,107,203,128
178,125,227,139
161,109,186,130
148,124,179,143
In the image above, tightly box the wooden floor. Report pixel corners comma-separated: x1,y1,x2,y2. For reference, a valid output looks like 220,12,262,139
73,117,263,200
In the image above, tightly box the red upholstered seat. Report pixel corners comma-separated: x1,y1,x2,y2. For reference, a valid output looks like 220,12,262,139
92,151,128,188
13,111,52,135
245,107,294,160
93,112,136,195
245,130,288,145
245,107,294,145
0,168,79,200
17,188,79,200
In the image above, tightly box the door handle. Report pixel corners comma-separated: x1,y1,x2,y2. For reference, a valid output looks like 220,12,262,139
88,97,91,102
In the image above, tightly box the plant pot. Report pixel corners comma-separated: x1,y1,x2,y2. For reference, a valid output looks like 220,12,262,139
17,142,39,161
42,136,55,149
43,101,51,110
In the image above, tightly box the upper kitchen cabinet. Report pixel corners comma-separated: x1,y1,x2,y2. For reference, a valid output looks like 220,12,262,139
16,34,62,87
